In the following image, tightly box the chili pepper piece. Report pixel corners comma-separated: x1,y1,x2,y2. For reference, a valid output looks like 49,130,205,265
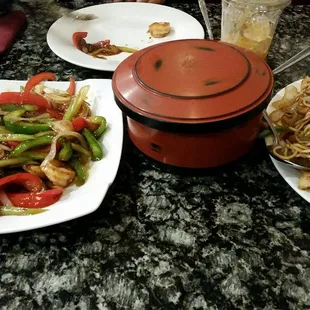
6,141,20,148
0,206,47,216
69,157,86,186
63,85,89,121
22,151,48,161
47,109,63,120
0,172,43,192
88,116,107,139
82,128,103,161
11,134,54,157
24,72,56,95
0,92,50,110
58,141,72,161
66,77,76,95
72,32,88,50
7,187,63,209
0,134,34,142
0,157,32,168
4,110,52,135
0,104,38,112
72,116,88,132
71,143,90,156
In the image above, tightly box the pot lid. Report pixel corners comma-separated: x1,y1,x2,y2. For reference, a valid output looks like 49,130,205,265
112,39,273,129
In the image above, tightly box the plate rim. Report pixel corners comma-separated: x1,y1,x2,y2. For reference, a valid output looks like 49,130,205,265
0,78,124,234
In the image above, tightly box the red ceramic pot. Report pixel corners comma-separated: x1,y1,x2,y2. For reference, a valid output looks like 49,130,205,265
112,39,273,168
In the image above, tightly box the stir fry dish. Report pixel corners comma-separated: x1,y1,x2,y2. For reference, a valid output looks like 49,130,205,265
72,32,138,59
0,72,107,216
265,76,310,190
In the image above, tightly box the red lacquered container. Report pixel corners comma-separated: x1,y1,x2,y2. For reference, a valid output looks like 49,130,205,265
112,39,273,168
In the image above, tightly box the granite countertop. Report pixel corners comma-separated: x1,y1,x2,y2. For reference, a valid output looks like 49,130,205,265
1,1,310,310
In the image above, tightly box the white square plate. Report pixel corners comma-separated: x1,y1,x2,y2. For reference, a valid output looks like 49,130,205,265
0,79,123,234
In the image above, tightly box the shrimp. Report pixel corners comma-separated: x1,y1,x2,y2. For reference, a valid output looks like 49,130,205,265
41,159,75,188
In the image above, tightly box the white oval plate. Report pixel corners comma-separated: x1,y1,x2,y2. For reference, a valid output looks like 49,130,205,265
266,79,310,203
46,2,205,72
0,79,123,234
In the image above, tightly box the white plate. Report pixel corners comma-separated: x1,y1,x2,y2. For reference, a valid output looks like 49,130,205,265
46,3,205,72
266,79,310,203
0,79,123,234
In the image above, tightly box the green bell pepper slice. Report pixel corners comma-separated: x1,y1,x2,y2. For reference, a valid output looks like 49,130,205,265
58,141,72,161
3,110,52,135
0,104,38,112
0,206,46,216
88,116,107,139
82,128,103,161
11,134,54,157
69,157,87,186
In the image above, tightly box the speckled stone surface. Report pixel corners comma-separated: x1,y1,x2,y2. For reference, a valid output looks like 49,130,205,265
0,1,310,310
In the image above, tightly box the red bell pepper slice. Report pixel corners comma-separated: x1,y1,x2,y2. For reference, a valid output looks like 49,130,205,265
72,32,110,51
6,141,20,148
47,108,63,120
24,72,56,95
0,92,50,110
66,77,76,95
72,32,88,50
72,117,88,132
0,173,44,192
7,187,63,209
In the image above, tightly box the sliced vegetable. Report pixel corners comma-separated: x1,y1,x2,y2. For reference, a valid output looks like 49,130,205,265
0,126,11,134
0,173,43,192
72,32,88,50
47,109,63,120
58,141,72,161
0,104,38,112
63,85,89,121
11,134,54,157
82,128,103,161
22,151,48,161
71,143,90,156
259,127,284,139
69,157,86,185
7,187,63,209
72,116,88,132
0,157,32,168
3,110,52,135
0,206,47,216
6,141,20,148
24,72,56,95
0,92,50,110
88,116,106,139
0,134,34,142
117,46,138,53
66,77,76,95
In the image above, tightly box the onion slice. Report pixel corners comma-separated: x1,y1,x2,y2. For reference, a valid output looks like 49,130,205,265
41,131,88,168
0,190,13,206
51,120,74,133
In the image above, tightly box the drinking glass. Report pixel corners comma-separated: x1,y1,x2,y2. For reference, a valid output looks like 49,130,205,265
221,0,291,59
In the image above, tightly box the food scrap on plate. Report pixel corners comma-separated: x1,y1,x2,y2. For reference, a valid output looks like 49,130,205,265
148,22,171,38
72,32,137,59
0,72,107,215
